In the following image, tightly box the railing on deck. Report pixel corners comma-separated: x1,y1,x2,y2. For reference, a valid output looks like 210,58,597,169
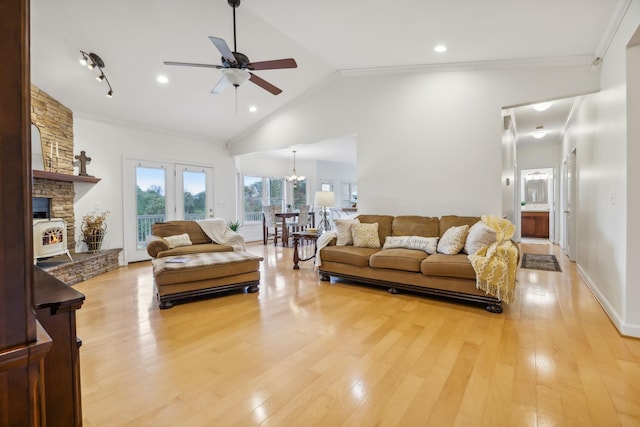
136,213,209,248
244,211,263,223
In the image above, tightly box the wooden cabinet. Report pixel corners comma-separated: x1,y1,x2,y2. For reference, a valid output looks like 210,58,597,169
34,268,85,427
521,211,549,238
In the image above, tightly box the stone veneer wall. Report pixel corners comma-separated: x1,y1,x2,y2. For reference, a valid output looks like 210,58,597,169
31,85,76,249
42,249,121,285
31,85,74,174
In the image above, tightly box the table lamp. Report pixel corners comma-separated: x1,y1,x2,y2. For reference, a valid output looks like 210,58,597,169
314,191,335,233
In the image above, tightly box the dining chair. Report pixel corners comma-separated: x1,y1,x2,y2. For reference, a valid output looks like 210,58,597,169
289,205,311,233
262,205,283,246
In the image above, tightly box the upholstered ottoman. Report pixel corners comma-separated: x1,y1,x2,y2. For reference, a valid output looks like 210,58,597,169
152,251,263,309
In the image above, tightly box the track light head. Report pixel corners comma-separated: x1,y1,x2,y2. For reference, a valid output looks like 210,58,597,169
79,50,114,99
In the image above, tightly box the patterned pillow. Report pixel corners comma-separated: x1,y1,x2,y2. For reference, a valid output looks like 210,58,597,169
383,236,438,254
464,221,496,255
437,225,469,255
163,233,192,249
352,223,381,248
334,218,360,246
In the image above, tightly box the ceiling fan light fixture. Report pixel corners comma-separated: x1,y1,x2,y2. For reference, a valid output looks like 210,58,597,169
222,68,250,87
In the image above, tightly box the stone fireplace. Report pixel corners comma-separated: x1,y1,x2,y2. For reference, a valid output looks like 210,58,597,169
31,85,120,284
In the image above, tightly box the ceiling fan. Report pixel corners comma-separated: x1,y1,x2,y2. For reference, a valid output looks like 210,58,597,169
163,0,297,96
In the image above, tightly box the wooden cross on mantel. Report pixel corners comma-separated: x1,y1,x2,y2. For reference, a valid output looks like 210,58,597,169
74,150,92,176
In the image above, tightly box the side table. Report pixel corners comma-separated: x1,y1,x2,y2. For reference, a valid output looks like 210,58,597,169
292,231,320,269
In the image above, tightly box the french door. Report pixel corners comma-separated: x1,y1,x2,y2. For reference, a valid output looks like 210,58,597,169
124,159,214,263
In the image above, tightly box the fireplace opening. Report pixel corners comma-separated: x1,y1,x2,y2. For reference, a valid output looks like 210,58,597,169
33,197,51,219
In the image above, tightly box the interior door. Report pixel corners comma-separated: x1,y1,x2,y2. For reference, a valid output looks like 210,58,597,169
564,150,577,260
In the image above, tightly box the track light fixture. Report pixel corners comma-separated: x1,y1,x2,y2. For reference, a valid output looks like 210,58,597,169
79,50,114,98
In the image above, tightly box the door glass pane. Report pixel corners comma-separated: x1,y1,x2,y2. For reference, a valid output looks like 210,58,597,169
136,166,166,249
183,170,207,220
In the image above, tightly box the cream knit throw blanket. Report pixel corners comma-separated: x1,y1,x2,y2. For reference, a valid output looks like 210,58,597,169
196,219,247,252
467,215,518,304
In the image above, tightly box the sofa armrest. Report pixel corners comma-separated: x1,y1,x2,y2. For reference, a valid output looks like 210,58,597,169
147,235,169,258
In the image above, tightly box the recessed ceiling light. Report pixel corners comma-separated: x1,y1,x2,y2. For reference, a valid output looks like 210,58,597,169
532,102,552,111
249,106,257,113
533,126,546,139
434,45,447,53
156,75,169,84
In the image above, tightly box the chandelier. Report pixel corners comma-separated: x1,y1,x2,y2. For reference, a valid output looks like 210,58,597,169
286,150,305,182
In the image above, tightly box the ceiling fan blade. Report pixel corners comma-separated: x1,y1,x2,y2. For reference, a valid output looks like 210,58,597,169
247,58,297,71
249,73,282,95
209,37,236,64
210,76,229,94
164,61,223,69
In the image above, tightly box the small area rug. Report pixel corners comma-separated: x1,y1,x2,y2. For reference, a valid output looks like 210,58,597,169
521,253,562,272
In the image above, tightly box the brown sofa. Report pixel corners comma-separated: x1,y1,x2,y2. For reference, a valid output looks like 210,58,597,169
318,215,517,313
146,220,235,258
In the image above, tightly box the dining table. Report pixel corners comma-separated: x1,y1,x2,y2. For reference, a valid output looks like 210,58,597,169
273,211,316,247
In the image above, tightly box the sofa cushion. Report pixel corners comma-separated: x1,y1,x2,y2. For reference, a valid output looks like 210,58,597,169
439,215,480,238
151,221,211,245
163,233,192,249
157,243,235,258
352,223,381,248
392,216,439,237
334,218,360,246
370,248,427,272
382,236,438,254
356,215,394,246
464,221,496,255
421,253,476,279
320,245,380,267
437,224,469,254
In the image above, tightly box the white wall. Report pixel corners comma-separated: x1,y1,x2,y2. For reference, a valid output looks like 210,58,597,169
73,117,236,264
627,30,640,334
230,64,599,218
501,115,517,224
563,1,640,337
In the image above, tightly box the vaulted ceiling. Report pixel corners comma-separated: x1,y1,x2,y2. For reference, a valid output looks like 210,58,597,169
31,0,623,157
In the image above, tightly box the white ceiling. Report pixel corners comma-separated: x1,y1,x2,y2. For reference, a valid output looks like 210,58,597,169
30,0,623,159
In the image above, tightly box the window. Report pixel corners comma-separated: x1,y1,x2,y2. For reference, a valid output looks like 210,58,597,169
243,176,284,222
292,181,307,210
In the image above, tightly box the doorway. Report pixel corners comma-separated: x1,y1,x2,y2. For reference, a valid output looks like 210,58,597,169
520,168,555,241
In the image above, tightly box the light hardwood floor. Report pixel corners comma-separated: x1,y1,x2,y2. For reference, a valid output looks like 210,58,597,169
74,242,640,426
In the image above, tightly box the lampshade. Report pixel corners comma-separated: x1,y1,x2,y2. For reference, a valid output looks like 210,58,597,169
314,191,335,208
222,68,251,87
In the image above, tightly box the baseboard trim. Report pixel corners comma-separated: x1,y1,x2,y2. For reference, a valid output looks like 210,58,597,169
576,263,640,338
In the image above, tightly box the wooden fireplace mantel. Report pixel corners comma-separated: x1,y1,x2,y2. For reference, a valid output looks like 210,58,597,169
33,169,101,183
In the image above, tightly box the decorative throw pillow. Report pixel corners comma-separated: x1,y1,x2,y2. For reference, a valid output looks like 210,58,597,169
163,233,192,249
437,225,469,255
352,223,381,248
383,236,438,254
334,218,360,246
464,221,496,255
